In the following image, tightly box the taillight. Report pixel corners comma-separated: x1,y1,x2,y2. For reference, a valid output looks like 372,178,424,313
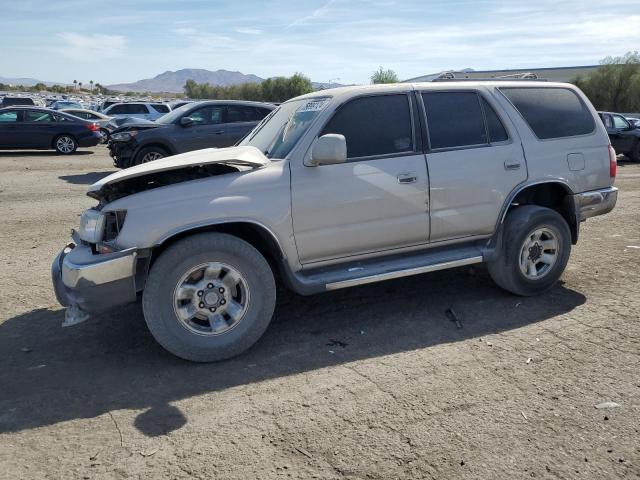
86,122,99,132
608,144,617,178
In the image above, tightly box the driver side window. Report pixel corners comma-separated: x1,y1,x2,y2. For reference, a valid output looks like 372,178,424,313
613,115,629,130
188,106,224,125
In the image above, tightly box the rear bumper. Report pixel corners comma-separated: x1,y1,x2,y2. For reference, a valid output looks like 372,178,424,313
51,243,138,313
78,132,102,148
574,186,618,221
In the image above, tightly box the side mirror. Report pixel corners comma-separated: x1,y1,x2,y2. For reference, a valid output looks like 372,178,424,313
180,116,194,127
306,134,347,167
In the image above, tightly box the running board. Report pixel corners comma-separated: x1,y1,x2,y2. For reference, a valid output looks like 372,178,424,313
285,245,485,295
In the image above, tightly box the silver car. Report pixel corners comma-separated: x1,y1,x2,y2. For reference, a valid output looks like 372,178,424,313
102,102,171,122
52,81,618,362
61,108,113,140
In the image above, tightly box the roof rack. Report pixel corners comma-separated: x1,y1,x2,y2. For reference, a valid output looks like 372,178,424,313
429,71,546,82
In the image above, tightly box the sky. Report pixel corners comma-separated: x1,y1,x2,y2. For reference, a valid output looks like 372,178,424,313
1,0,638,86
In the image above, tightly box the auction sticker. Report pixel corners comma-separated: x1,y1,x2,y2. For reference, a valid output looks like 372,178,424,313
298,99,329,113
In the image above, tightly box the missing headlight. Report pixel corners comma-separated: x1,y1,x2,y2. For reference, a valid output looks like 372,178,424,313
103,210,127,242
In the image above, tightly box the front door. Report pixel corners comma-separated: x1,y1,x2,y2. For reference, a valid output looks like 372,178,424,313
608,114,636,153
178,105,227,151
0,109,22,147
420,91,527,241
291,93,429,264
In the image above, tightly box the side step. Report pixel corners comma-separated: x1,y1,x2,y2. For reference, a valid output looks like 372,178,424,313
286,245,485,295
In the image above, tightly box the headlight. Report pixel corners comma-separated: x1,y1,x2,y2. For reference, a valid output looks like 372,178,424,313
110,131,137,142
79,209,106,243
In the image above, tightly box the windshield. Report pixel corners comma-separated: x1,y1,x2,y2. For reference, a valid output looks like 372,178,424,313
239,97,330,159
155,103,193,124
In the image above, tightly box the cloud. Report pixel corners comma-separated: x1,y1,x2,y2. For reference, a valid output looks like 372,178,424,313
288,0,339,27
57,32,127,60
235,27,263,35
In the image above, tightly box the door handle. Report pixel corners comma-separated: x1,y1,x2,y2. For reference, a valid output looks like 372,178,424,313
397,173,417,184
504,161,521,170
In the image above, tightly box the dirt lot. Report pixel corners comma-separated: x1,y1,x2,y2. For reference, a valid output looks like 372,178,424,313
0,146,638,480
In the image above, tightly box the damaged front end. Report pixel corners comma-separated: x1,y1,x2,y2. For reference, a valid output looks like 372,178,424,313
51,146,271,325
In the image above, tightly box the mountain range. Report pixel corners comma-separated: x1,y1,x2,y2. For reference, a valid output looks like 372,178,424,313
1,69,344,93
106,69,343,93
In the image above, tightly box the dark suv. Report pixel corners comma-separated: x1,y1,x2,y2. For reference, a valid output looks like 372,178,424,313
599,111,640,162
108,100,275,168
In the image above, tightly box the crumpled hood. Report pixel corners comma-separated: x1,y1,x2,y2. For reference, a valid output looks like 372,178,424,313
88,146,270,197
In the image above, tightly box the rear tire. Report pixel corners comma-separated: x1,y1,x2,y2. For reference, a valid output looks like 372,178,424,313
488,206,571,296
99,128,109,143
134,146,168,165
54,135,77,155
142,233,276,362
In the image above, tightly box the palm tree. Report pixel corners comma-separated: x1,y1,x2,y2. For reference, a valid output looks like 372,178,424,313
78,82,83,90
89,80,94,91
73,79,77,90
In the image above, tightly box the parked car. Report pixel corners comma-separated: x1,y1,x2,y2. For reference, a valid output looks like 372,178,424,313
52,81,618,362
50,100,84,110
0,106,102,154
0,97,35,107
599,111,640,161
107,100,275,168
98,100,119,113
61,108,114,139
102,102,171,122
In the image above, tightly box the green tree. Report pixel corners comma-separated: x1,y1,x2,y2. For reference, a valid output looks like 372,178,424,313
371,66,399,84
183,73,313,102
573,51,640,112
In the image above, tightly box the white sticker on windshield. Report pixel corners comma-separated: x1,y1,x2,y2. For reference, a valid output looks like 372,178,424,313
297,99,328,113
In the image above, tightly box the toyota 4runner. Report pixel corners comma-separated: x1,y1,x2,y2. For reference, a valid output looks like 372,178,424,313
52,81,618,362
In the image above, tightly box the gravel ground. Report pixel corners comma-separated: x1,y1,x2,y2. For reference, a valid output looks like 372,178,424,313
0,147,638,480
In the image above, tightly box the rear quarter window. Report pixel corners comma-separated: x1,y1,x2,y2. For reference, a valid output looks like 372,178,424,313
499,87,595,139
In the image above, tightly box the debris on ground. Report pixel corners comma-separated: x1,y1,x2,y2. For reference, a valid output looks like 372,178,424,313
326,339,348,347
293,446,313,459
526,358,532,364
139,448,159,457
20,347,32,353
445,308,463,329
595,401,621,409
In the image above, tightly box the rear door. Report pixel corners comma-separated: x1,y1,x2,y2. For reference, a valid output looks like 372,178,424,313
223,106,268,145
21,110,59,147
420,90,527,241
0,109,22,147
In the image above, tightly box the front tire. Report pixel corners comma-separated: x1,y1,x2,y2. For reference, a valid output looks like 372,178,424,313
488,206,571,296
142,233,276,362
134,146,168,165
54,135,77,154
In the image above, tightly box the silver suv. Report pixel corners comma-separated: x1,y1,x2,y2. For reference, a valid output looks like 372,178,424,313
52,81,618,362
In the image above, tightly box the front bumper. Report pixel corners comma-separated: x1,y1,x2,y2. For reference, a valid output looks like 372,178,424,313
51,242,138,313
574,186,618,221
107,140,136,167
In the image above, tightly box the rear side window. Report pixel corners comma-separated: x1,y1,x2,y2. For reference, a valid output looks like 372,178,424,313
481,98,509,143
24,111,55,122
321,94,413,159
152,104,170,113
500,87,595,139
422,92,487,149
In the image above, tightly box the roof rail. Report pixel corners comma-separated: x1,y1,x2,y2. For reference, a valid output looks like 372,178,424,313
428,71,546,82
431,77,548,82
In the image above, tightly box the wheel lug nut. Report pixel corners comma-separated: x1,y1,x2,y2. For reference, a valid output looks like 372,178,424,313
199,302,205,308
197,290,203,297
210,307,216,312
219,287,225,293
207,283,214,289
220,299,226,305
